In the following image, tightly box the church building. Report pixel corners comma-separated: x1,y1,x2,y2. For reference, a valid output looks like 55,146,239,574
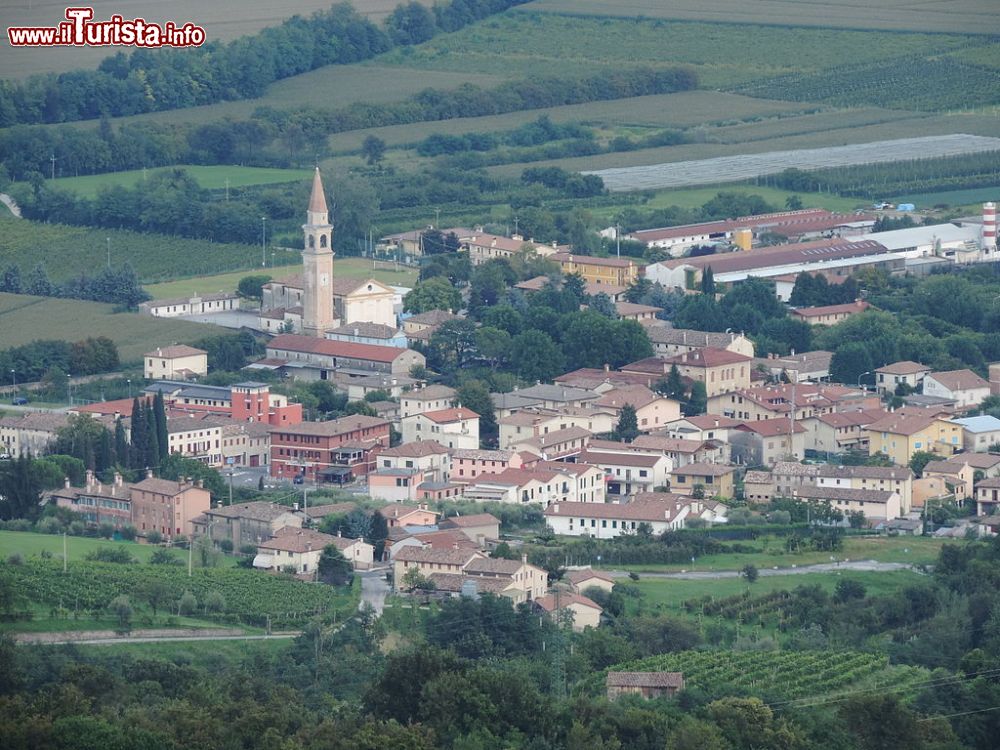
260,169,396,335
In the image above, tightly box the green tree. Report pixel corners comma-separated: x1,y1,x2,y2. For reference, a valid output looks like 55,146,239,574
361,135,386,166
457,380,497,443
614,404,639,443
403,277,462,313
511,329,564,383
318,545,353,585
700,265,716,296
685,380,707,416
237,274,271,301
345,400,377,417
909,450,937,477
742,563,759,584
108,594,132,633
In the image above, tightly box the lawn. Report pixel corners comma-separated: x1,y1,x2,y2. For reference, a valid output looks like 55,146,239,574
0,529,236,566
611,535,946,575
41,166,312,200
143,257,417,300
891,186,1000,209
520,0,1000,35
626,569,927,614
1,606,245,634
0,293,226,362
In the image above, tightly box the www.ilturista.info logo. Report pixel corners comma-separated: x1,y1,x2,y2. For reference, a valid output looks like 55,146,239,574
8,7,206,48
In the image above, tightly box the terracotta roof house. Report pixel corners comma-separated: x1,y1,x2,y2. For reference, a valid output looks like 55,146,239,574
791,299,870,325
606,672,684,700
534,592,603,631
566,568,616,594
923,369,991,408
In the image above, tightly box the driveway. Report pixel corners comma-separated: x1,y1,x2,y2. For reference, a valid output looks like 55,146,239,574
359,568,390,614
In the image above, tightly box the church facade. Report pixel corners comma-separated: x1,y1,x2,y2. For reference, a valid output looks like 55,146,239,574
260,169,396,335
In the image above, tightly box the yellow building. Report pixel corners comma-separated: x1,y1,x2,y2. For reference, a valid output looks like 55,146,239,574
867,414,962,466
551,252,643,286
144,345,208,381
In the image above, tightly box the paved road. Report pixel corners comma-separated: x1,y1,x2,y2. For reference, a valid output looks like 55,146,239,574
22,633,301,646
359,568,390,614
608,560,920,581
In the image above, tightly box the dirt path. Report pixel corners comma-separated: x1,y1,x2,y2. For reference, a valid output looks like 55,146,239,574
14,628,301,646
359,568,390,614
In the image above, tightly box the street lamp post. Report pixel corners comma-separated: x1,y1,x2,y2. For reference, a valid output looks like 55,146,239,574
857,371,872,392
126,379,131,398
10,369,15,390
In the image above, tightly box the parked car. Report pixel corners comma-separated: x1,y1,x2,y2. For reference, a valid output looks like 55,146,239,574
11,396,28,405
293,474,305,485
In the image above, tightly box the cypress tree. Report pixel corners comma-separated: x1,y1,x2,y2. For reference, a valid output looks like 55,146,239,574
144,402,159,470
153,392,169,461
114,418,128,467
130,398,147,470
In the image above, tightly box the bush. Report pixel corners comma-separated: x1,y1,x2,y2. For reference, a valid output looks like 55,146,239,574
97,523,115,539
84,547,135,564
119,526,137,541
219,539,234,554
204,591,226,614
177,591,197,615
35,517,64,535
7,553,24,565
146,531,163,545
149,549,183,566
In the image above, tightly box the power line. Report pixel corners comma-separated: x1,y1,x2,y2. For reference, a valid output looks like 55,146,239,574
917,705,1000,722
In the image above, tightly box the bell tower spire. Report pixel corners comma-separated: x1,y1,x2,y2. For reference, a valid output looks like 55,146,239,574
301,168,335,337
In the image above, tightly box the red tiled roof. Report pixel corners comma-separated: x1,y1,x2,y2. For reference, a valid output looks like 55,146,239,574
552,252,640,269
792,300,870,318
736,417,807,437
268,334,409,363
535,592,603,612
664,347,754,368
926,369,990,392
422,407,479,423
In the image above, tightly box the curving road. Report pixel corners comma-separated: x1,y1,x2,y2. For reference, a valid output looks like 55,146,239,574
359,568,390,614
608,560,922,580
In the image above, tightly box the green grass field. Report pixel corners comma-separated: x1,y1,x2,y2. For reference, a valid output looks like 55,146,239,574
0,293,225,361
613,535,944,575
627,570,926,613
891,186,1000,208
520,0,1000,35
143,257,417,300
40,166,312,200
0,530,236,566
0,214,262,284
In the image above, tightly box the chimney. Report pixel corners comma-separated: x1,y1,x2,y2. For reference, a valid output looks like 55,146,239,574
114,472,123,487
146,468,153,479
521,553,528,564
196,479,203,489
85,469,94,488
293,502,299,511
64,476,71,489
306,542,312,552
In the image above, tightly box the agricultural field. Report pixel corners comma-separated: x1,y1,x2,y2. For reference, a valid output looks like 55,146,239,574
614,535,945,575
0,530,234,566
520,0,1000,35
1,559,358,629
326,91,814,152
892,186,1000,209
374,13,975,89
143,256,417,300
1,0,434,79
42,166,312,200
0,293,225,362
74,638,293,664
579,134,1000,192
0,214,262,283
76,66,508,130
610,650,932,703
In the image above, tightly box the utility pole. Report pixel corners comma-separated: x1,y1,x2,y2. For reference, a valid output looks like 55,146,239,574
63,532,67,573
49,154,57,180
188,540,193,577
106,238,111,268
616,222,621,258
261,217,267,267
225,178,230,202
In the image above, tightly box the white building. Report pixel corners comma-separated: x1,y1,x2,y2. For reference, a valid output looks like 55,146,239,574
923,370,991,409
144,345,208,381
400,407,480,450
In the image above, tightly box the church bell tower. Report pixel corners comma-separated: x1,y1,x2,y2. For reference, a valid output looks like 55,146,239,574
301,168,335,337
